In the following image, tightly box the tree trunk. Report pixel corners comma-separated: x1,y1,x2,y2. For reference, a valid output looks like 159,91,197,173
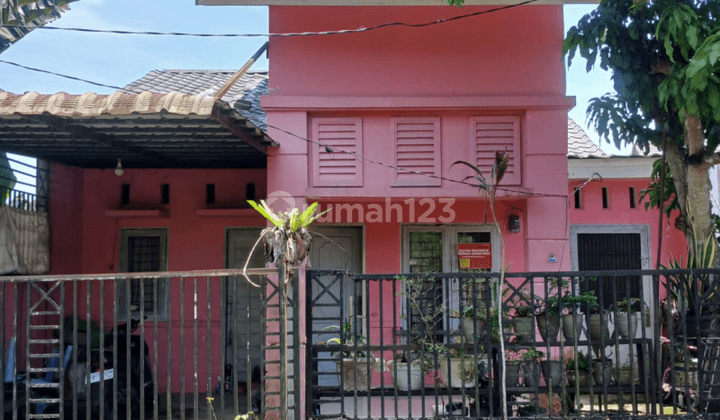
667,114,717,257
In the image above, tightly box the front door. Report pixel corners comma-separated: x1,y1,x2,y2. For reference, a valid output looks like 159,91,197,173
307,226,363,387
225,227,265,383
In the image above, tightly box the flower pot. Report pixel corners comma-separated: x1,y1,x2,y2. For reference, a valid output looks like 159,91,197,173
505,362,522,387
440,357,479,388
567,369,592,387
537,313,560,342
391,361,424,391
592,359,613,386
540,360,564,387
616,312,639,339
461,318,486,344
562,313,584,342
616,366,635,386
337,358,372,391
586,313,610,343
520,361,540,388
511,316,535,342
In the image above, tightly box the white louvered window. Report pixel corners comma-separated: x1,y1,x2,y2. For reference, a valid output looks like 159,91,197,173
392,117,441,187
311,117,363,187
471,116,521,186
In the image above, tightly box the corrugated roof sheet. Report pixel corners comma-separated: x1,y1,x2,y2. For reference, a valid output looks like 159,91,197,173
122,70,268,131
0,91,218,117
567,118,608,159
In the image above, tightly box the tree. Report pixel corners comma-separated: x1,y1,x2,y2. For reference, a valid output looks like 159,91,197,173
563,0,720,253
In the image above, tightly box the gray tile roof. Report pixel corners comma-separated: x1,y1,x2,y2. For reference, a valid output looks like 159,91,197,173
567,118,608,158
122,70,268,132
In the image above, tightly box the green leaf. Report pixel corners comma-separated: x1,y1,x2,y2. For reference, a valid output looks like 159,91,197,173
247,200,284,228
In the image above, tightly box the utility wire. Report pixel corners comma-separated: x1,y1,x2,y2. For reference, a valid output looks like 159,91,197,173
0,59,124,90
0,0,540,38
0,47,599,201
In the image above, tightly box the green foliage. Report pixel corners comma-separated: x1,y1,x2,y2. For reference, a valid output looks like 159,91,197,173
563,0,720,167
566,351,591,372
638,159,680,218
662,224,717,316
521,348,545,362
247,200,331,231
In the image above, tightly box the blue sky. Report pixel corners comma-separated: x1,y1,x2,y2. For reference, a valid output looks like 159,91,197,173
0,1,620,153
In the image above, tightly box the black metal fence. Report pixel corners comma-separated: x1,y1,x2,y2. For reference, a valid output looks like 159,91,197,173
0,268,300,420
306,269,720,420
0,153,49,213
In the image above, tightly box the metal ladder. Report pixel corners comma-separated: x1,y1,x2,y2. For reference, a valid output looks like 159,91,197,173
25,281,65,420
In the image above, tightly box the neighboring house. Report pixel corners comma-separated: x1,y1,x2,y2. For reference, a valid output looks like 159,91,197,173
567,118,686,309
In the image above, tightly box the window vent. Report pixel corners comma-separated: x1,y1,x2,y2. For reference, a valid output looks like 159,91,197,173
392,117,441,187
311,118,363,187
471,116,521,186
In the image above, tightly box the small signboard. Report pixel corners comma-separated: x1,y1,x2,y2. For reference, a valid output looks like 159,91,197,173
458,243,492,269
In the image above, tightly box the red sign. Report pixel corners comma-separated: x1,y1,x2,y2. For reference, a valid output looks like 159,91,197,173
457,243,492,269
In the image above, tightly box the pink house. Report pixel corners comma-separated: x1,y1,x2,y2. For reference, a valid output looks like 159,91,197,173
0,1,695,417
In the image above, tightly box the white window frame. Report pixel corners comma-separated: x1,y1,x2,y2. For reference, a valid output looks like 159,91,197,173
401,224,500,337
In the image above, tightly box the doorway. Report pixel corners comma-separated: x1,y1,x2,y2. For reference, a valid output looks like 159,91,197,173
225,227,265,384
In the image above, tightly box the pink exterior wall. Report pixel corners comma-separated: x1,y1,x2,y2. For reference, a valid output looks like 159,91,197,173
264,5,574,274
47,166,267,392
267,6,566,97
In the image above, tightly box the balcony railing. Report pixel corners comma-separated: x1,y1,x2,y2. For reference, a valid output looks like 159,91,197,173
306,269,720,420
0,153,48,213
0,268,299,420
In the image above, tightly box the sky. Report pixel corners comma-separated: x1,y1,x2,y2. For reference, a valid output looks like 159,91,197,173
0,1,619,154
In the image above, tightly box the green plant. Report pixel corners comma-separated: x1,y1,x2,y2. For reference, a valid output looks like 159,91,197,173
662,225,717,317
321,321,370,359
536,277,598,315
566,352,591,372
521,348,545,362
614,298,643,315
395,275,449,374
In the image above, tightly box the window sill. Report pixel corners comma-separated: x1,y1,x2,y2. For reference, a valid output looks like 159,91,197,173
195,208,261,218
105,209,168,218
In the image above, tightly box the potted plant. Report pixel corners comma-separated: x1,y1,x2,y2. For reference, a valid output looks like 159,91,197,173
592,357,614,386
387,351,425,391
540,357,565,388
455,305,488,344
507,287,537,343
536,278,564,342
614,298,642,339
519,348,544,388
505,351,524,387
566,352,592,387
439,348,481,389
322,321,380,391
616,361,636,386
561,290,598,342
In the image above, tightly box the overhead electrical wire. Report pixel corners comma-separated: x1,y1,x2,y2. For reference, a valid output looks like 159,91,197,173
0,59,124,90
0,57,598,200
0,0,540,38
